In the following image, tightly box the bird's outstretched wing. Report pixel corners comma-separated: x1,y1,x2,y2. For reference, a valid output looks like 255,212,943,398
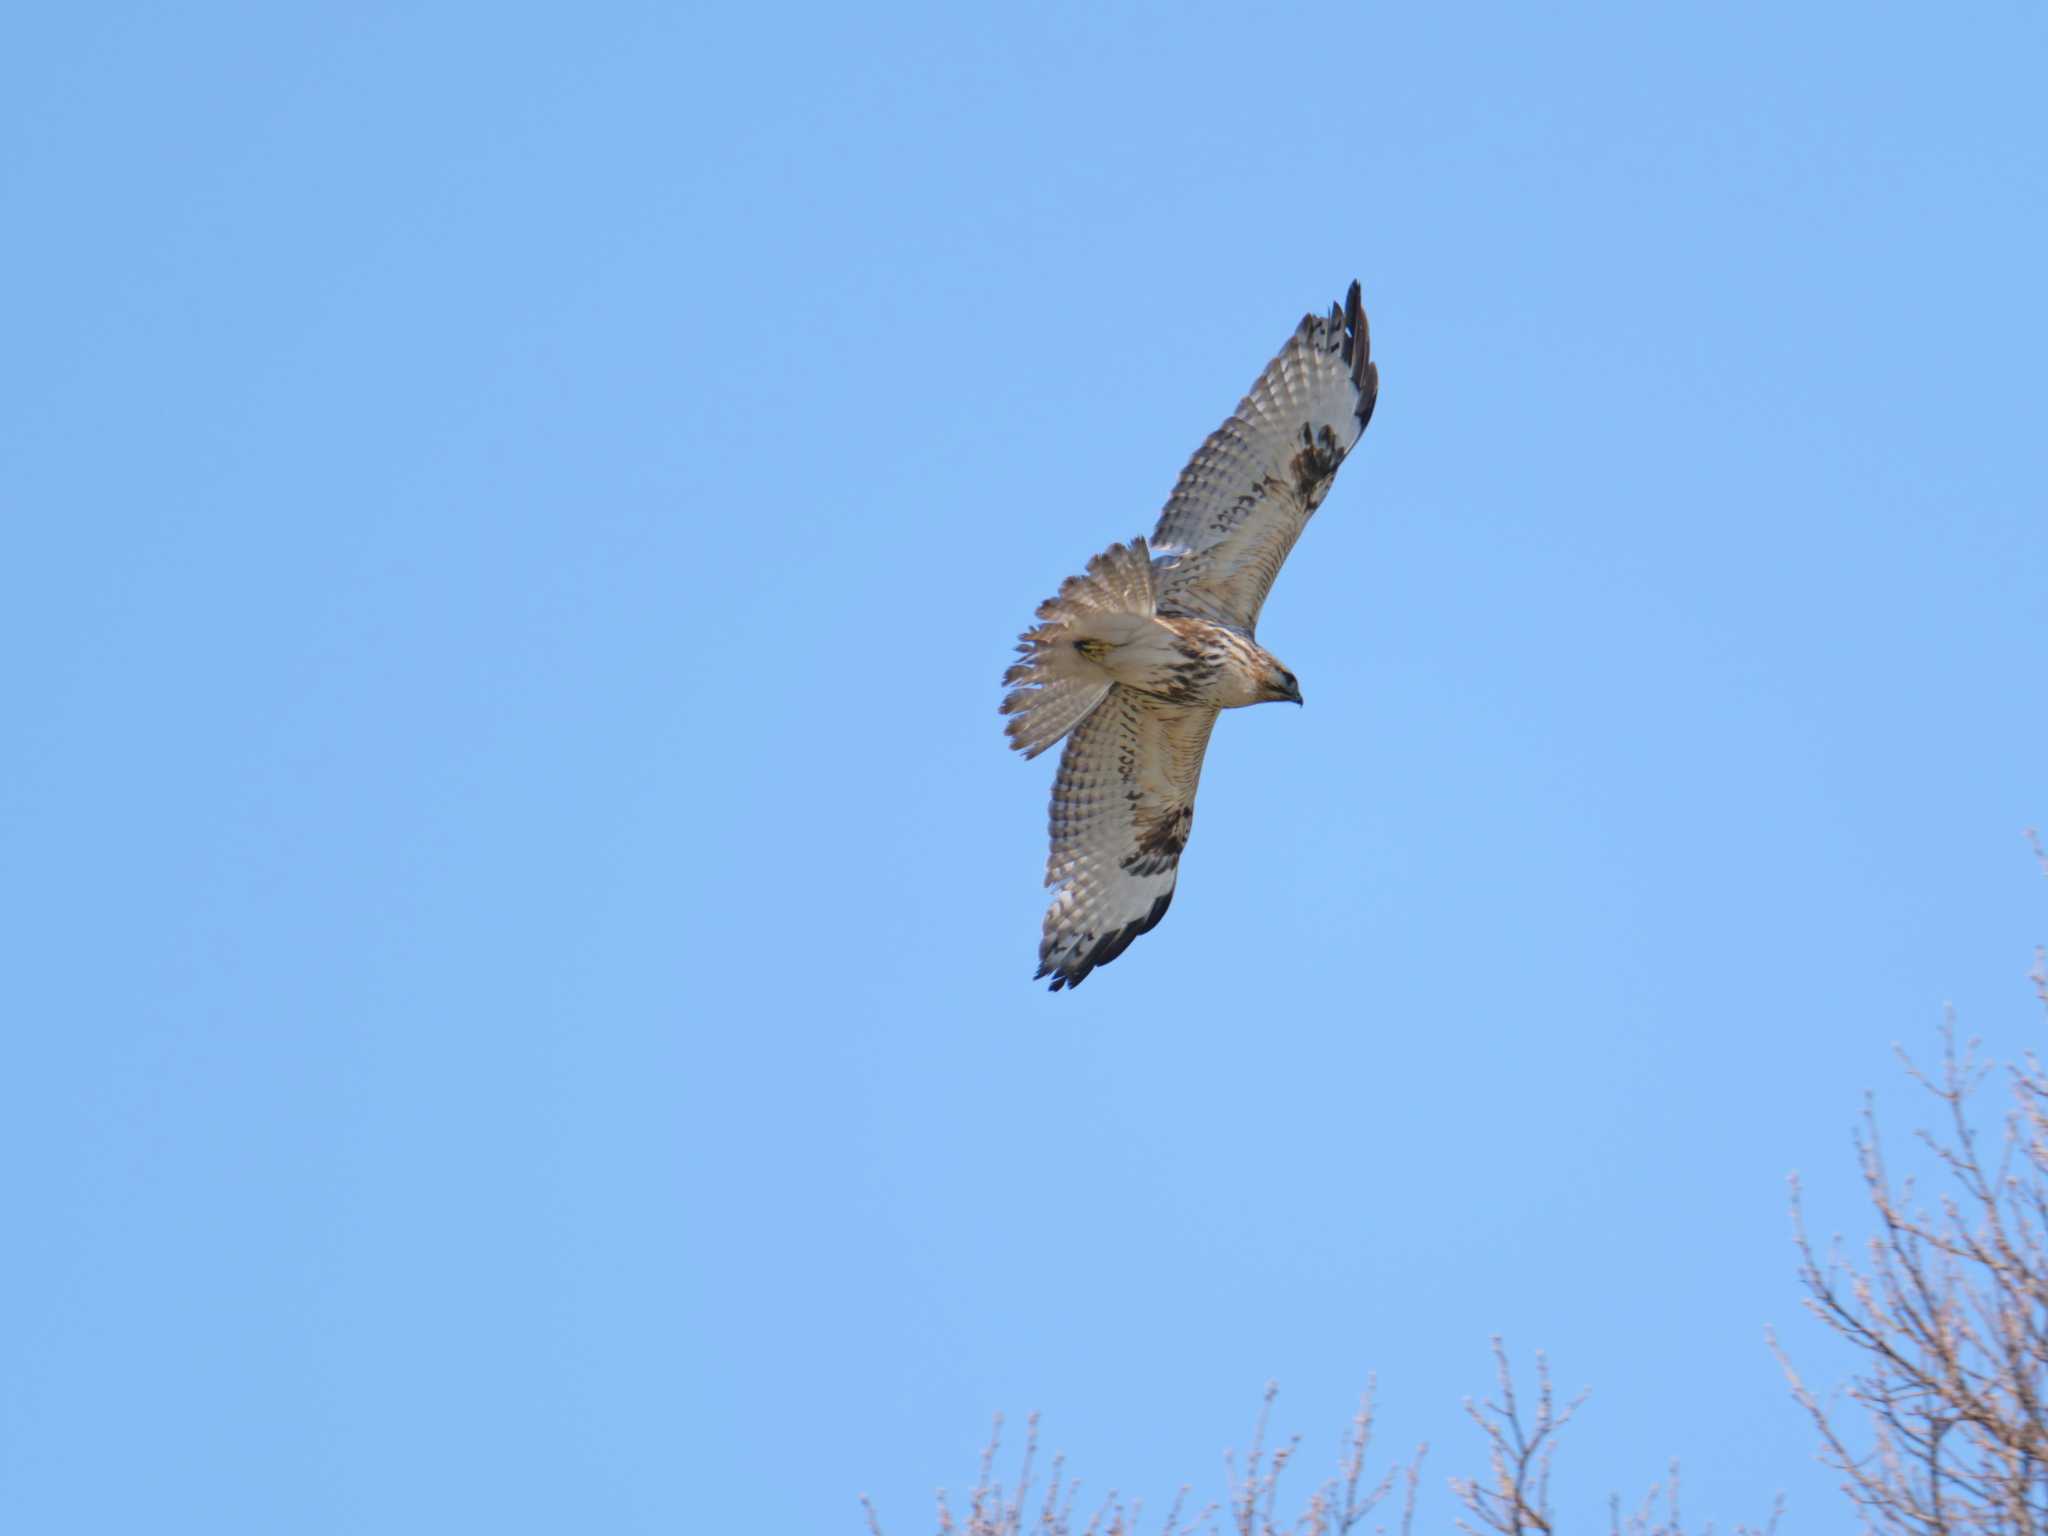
1036,688,1219,991
1150,282,1377,634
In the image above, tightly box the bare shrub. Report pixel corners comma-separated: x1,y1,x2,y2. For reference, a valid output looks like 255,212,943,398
1607,1462,1783,1536
863,1353,1779,1535
1447,1340,1584,1535
1767,833,2048,1534
860,1383,1421,1536
1220,1380,1421,1536
1448,1341,1778,1536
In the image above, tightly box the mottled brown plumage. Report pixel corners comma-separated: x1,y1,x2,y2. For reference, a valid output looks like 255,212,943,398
1002,282,1378,990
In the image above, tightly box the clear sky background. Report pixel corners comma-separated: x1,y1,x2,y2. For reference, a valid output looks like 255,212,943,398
5,3,2045,1531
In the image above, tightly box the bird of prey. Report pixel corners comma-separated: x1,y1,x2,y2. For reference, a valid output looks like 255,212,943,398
1001,282,1378,990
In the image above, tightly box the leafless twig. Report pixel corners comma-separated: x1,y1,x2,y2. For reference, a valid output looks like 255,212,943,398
1773,887,2048,1536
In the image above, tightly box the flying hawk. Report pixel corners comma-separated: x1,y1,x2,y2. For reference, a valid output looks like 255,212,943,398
1001,282,1378,990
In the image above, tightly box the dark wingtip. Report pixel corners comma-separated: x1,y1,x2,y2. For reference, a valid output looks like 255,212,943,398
1340,281,1376,431
1341,281,1369,380
1039,958,1083,991
1035,888,1176,993
1138,887,1174,934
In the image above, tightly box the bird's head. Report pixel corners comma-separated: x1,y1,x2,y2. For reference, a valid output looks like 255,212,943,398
1262,660,1304,706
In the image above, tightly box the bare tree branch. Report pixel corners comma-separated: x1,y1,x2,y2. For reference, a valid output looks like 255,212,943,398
1775,963,2048,1535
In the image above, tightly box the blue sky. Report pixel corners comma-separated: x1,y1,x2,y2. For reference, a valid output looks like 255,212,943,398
4,2,2045,1530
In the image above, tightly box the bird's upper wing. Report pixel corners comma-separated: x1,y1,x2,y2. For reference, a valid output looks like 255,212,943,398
1036,688,1219,991
1150,282,1377,634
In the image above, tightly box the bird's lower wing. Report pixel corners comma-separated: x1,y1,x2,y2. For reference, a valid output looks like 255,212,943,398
1037,689,1219,991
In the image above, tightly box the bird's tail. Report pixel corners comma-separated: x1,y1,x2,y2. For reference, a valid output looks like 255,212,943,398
1000,538,1157,759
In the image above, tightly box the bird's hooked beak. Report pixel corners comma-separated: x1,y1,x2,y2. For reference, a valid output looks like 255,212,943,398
1277,672,1303,706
